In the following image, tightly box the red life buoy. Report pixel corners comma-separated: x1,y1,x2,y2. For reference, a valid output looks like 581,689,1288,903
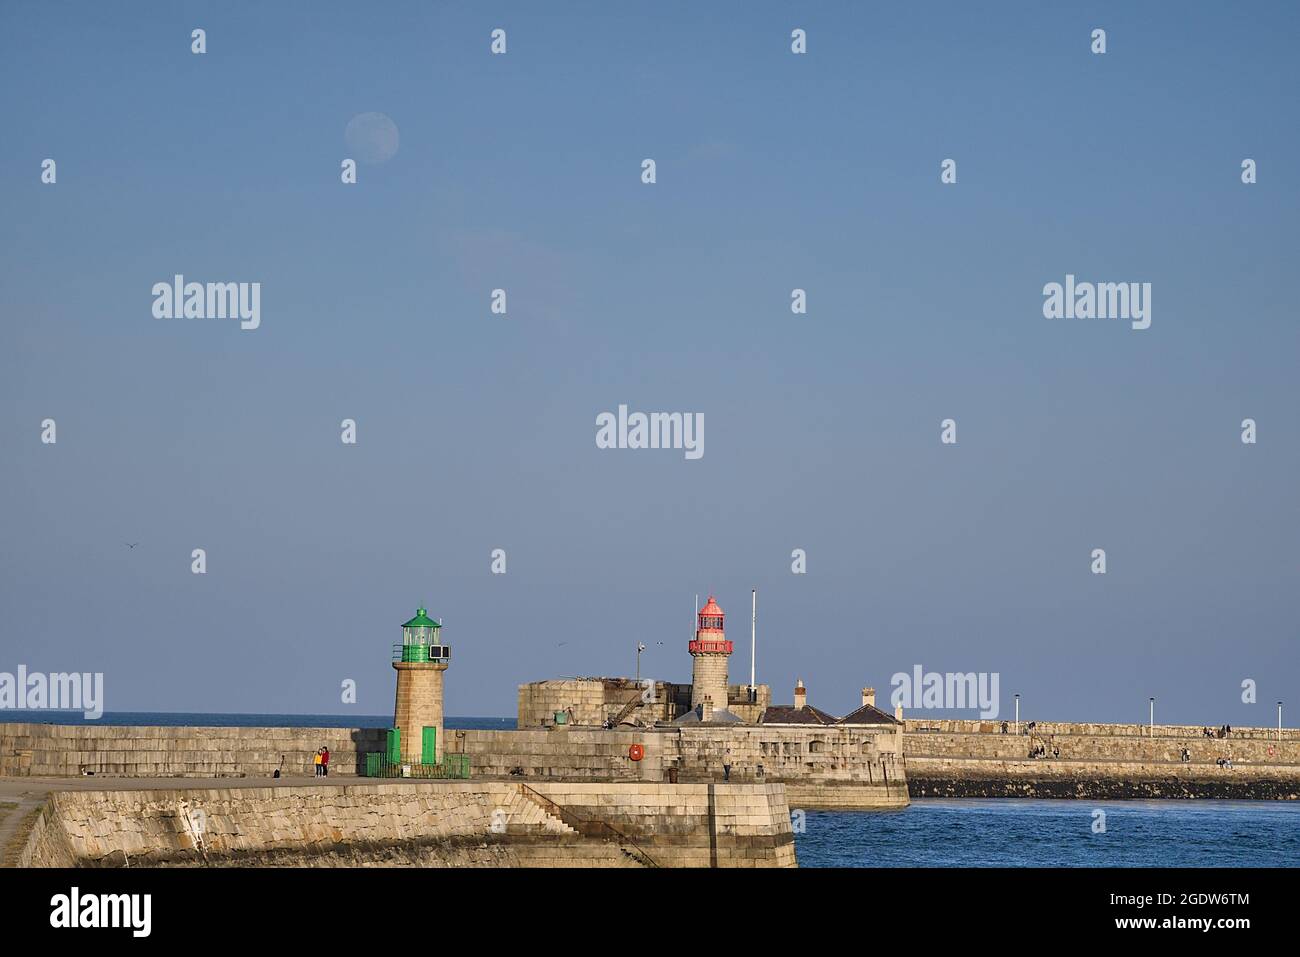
1268,746,1276,757
629,744,644,762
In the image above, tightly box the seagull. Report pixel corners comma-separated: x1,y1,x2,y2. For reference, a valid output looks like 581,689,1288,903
125,543,139,550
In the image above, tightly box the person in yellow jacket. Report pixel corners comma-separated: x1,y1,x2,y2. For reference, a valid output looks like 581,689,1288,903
313,748,323,778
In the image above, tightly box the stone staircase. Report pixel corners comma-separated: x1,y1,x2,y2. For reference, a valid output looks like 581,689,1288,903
609,691,645,727
500,788,577,835
515,784,656,867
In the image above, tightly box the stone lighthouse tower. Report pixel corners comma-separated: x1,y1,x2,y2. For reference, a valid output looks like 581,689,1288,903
392,607,449,765
689,595,733,712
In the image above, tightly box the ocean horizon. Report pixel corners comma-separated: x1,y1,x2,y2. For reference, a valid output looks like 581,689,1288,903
0,711,513,730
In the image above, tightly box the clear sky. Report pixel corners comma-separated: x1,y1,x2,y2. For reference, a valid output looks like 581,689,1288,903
2,2,1297,725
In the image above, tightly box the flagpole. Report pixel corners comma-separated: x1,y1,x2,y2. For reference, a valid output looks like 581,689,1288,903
750,588,757,700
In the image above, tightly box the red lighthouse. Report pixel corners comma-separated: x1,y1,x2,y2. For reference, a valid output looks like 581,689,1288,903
689,595,733,711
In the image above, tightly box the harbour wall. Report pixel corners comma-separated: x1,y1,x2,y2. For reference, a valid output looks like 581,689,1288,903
0,724,386,778
452,726,906,808
1,723,907,809
14,780,796,868
903,719,1300,799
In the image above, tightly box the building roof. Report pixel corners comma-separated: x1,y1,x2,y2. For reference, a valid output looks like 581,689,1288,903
401,607,441,629
836,703,900,726
760,704,840,726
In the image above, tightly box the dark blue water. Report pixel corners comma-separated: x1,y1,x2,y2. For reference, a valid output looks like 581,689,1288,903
0,711,513,730
795,799,1300,867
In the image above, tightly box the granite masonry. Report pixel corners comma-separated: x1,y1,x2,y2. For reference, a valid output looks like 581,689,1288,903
13,780,796,868
903,719,1300,799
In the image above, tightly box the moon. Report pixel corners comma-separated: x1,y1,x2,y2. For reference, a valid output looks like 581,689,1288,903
345,112,400,164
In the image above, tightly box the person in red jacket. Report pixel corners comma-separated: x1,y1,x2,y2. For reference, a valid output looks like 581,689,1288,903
321,746,330,777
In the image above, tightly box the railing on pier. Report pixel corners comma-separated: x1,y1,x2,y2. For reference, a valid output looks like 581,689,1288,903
363,752,470,779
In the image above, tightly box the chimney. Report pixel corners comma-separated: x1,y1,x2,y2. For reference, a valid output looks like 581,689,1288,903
700,698,714,722
895,703,904,721
793,679,807,710
862,687,876,708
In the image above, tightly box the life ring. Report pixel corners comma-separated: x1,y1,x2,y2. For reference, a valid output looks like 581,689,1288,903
629,744,644,762
1268,746,1276,757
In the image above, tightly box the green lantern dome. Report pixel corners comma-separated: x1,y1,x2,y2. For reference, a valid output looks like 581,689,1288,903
401,607,440,629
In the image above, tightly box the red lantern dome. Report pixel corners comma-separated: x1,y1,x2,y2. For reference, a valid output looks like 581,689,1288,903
697,596,725,632
690,595,732,655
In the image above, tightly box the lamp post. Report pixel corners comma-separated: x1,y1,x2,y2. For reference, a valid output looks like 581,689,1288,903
636,642,646,683
1014,694,1020,735
1279,701,1284,741
1149,697,1155,737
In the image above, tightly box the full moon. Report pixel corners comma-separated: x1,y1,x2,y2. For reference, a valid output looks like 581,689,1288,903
344,112,400,164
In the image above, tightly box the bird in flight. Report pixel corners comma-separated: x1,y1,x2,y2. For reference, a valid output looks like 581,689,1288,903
125,542,139,550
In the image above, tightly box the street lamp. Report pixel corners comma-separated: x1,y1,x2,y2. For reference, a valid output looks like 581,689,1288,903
1279,701,1284,741
1014,694,1020,735
636,643,646,683
1149,697,1155,736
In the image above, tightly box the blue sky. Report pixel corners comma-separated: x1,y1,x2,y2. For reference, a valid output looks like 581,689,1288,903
2,2,1297,724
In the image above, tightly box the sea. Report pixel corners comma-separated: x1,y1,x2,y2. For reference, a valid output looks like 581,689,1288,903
7,711,1298,867
0,711,511,731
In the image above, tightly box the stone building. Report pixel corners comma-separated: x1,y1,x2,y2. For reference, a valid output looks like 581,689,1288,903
516,594,772,729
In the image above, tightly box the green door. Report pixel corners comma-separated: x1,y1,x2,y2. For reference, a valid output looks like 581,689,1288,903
421,726,436,765
386,727,401,764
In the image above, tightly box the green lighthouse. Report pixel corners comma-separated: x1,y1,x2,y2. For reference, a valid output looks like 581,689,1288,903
365,606,470,777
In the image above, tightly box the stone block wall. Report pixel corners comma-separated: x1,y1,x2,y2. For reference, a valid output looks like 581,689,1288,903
517,679,689,728
903,721,1300,765
15,781,796,868
453,725,907,808
516,678,772,728
903,718,1297,741
901,718,1300,799
449,728,669,781
1,722,907,810
0,723,386,778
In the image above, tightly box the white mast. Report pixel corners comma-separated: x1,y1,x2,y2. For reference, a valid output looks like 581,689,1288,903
750,588,757,698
